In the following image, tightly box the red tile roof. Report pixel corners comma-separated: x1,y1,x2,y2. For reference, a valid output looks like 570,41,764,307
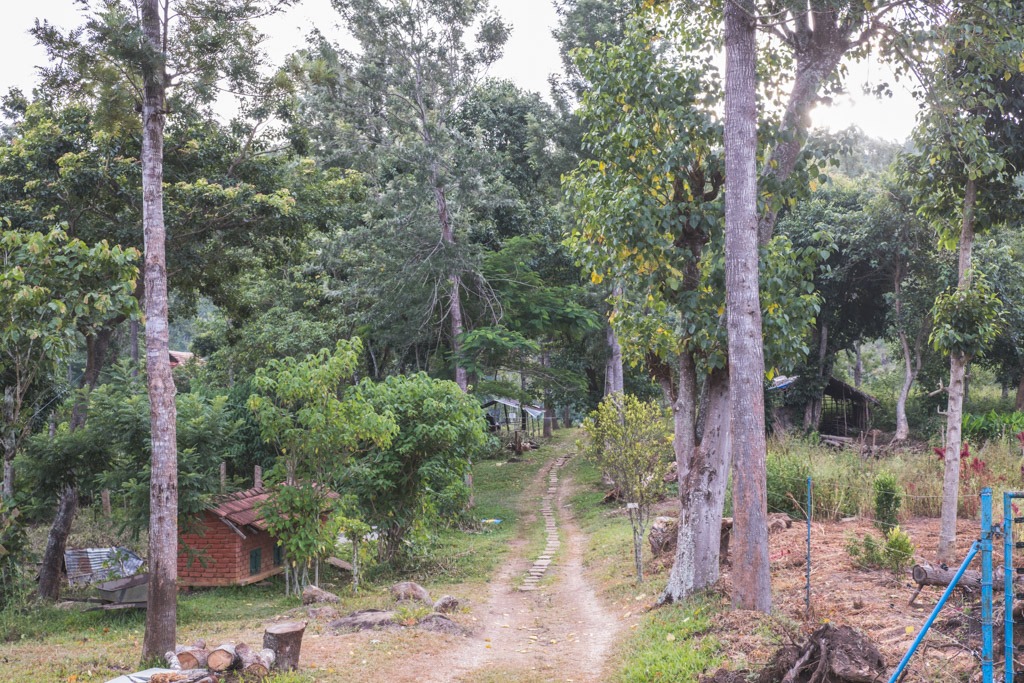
210,486,273,531
208,484,339,532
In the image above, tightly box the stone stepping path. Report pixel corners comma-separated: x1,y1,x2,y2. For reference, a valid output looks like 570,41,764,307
520,454,570,591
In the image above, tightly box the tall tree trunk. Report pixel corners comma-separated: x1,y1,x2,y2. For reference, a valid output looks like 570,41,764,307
37,328,115,601
662,368,731,603
140,0,178,660
2,386,23,500
724,0,771,612
937,178,976,564
660,353,698,602
894,327,924,442
853,341,863,388
1,457,12,502
1016,373,1024,412
605,324,624,396
36,487,78,600
892,263,923,442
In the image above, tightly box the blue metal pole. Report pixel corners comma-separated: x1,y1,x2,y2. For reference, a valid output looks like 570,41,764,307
806,476,812,615
1007,492,1019,683
983,488,994,683
888,542,980,683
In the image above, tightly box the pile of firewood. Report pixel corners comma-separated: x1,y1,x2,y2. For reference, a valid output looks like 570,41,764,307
160,622,305,682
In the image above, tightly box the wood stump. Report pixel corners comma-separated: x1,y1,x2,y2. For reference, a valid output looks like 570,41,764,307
264,621,306,671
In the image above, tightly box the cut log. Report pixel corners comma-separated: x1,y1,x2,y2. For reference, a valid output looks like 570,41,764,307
909,563,1018,604
150,671,219,683
174,645,210,670
236,642,274,679
208,643,239,671
263,621,306,671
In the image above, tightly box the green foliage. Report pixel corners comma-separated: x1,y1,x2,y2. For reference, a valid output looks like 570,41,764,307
872,472,902,534
846,526,915,577
0,501,26,609
766,450,810,519
580,394,670,582
248,340,396,586
930,275,1004,358
963,411,1024,442
346,373,488,561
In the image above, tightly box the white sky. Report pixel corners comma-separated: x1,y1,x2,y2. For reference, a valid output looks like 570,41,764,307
1,0,918,142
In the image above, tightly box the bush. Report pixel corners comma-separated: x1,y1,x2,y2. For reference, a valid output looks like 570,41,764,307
846,526,915,576
0,501,27,609
766,449,810,518
963,411,1024,442
873,472,902,533
347,372,488,561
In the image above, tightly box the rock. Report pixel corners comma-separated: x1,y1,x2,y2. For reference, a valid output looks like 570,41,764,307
326,556,353,573
302,584,340,605
767,512,793,534
391,581,432,605
307,606,339,620
663,461,678,483
648,516,678,557
433,595,460,613
329,609,398,632
417,613,465,635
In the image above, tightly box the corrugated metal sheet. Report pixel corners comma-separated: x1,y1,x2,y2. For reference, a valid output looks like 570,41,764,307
64,547,144,586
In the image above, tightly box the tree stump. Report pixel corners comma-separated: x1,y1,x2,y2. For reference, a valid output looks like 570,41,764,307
208,643,239,671
264,621,306,671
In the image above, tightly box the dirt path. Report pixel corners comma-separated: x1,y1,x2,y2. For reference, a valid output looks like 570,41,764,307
418,449,623,683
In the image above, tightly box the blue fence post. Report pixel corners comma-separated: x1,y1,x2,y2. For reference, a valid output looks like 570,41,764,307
983,488,994,683
1007,492,1021,683
806,476,812,616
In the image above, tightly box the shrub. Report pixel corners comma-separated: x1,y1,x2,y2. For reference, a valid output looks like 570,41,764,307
347,372,488,561
846,526,915,576
873,472,902,533
766,449,810,518
0,501,27,609
580,393,671,583
963,411,1024,442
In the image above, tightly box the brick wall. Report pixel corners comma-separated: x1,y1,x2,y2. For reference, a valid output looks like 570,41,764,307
177,511,283,587
178,511,241,586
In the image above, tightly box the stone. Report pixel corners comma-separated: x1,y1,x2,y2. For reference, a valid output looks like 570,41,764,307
433,595,460,614
302,584,340,605
390,581,432,605
417,613,465,635
307,606,339,620
329,609,398,632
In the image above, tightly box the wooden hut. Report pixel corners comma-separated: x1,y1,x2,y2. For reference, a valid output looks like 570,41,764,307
819,377,879,436
177,486,283,587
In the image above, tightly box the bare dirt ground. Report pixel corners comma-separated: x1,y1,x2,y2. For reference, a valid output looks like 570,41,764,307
704,514,990,683
297,445,624,683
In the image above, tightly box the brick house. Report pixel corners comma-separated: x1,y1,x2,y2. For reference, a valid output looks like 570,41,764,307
177,486,284,587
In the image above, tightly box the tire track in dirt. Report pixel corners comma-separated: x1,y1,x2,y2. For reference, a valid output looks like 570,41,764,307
418,447,623,683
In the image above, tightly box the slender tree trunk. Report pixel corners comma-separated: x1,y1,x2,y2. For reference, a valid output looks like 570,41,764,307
140,0,178,660
1016,373,1024,412
938,178,976,564
605,324,624,396
1,459,13,502
690,371,731,590
36,487,78,600
893,264,923,442
130,318,140,375
853,341,863,388
660,353,698,602
724,0,771,612
37,327,115,601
